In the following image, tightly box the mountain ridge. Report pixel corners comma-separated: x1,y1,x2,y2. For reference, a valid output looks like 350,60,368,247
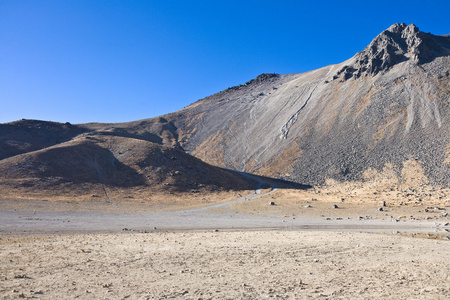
1,23,449,198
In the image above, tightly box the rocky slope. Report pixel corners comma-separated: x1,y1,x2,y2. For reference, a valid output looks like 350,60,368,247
149,23,450,187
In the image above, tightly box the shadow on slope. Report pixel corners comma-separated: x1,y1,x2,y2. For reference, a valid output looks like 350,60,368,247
0,141,147,187
137,145,258,192
226,169,312,190
0,119,88,160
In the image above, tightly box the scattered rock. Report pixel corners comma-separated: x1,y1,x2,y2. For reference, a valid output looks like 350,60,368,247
269,202,275,206
380,201,386,207
378,207,383,211
332,204,339,209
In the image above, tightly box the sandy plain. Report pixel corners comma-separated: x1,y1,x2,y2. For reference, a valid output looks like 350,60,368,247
1,231,449,299
1,182,449,299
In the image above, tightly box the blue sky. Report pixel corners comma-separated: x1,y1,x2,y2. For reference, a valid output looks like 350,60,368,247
1,0,449,124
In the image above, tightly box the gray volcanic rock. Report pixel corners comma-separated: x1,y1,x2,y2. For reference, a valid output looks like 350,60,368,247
334,23,450,80
154,23,449,187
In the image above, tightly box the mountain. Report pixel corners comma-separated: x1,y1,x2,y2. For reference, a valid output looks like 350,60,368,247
144,23,449,187
1,23,449,198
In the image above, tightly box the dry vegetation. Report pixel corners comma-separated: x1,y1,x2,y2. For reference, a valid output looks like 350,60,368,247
0,187,250,213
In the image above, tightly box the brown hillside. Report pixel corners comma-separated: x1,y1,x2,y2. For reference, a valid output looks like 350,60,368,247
0,119,87,160
0,132,258,201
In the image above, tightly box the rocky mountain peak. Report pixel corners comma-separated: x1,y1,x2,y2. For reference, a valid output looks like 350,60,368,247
386,23,417,34
333,23,450,81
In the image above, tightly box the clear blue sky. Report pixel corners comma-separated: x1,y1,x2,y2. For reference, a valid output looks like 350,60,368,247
1,0,449,124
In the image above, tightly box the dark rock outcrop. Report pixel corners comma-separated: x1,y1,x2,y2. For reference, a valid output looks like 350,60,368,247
334,23,450,80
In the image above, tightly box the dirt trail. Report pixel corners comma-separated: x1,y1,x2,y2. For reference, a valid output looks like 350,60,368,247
184,172,278,213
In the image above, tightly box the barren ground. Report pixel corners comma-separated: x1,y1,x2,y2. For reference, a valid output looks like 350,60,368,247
1,182,449,299
1,231,449,299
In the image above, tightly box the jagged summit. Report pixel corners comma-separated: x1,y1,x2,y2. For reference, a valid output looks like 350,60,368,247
334,23,450,80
